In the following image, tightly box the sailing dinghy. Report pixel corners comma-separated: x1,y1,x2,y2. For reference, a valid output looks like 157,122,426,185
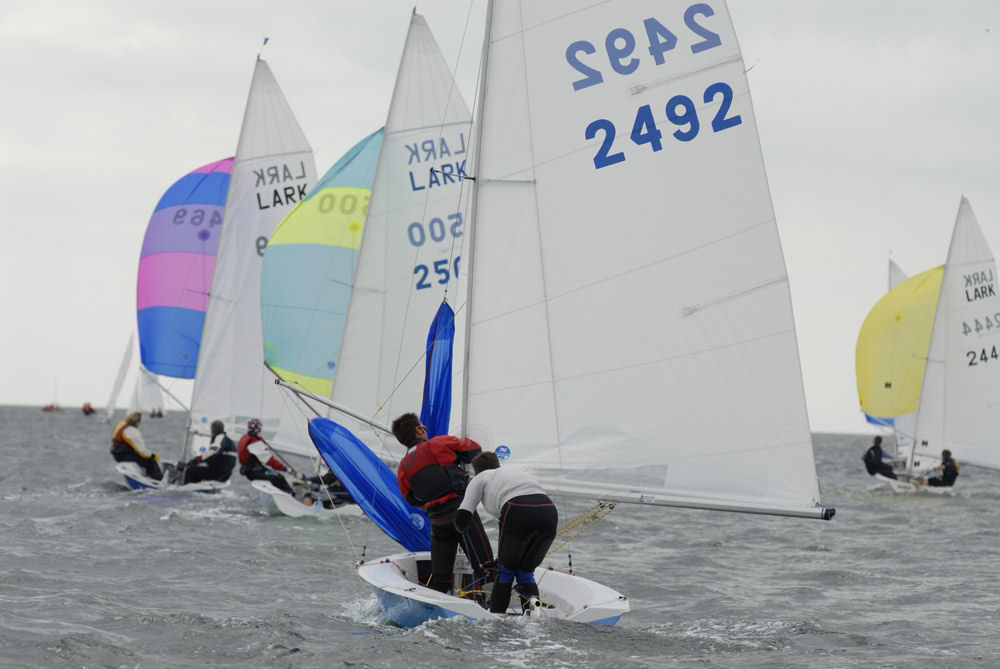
124,57,317,491
117,156,233,490
856,262,942,483
306,1,833,625
857,198,1000,493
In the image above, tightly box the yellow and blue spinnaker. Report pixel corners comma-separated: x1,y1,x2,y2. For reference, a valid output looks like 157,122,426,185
261,128,383,397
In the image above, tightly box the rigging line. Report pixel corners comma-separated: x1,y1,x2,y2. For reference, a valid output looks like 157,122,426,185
551,502,610,538
546,503,615,557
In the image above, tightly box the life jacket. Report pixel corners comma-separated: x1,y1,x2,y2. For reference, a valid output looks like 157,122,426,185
237,433,261,466
111,420,130,450
397,436,480,510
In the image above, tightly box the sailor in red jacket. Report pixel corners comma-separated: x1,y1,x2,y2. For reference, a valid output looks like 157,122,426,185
392,412,494,594
237,418,296,494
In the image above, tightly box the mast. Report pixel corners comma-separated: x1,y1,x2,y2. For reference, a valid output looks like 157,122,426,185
460,0,495,438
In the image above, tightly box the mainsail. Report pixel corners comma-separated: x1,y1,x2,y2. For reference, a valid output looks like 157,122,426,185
128,366,165,416
462,1,827,518
103,335,135,423
330,13,473,459
912,197,1000,470
137,158,232,378
188,58,316,456
889,259,908,291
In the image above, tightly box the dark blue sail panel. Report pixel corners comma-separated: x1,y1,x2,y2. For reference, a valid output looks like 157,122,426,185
308,418,431,552
420,302,455,439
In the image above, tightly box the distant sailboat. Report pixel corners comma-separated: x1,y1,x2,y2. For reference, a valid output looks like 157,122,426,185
98,335,135,424
128,366,165,418
858,197,1000,493
309,1,831,626
113,157,232,487
120,57,314,490
856,263,942,462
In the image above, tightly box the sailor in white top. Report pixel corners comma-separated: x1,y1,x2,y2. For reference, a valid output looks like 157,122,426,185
455,451,558,615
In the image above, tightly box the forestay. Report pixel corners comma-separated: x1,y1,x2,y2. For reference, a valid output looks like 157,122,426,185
913,197,1000,470
464,1,827,518
188,58,316,456
331,14,473,458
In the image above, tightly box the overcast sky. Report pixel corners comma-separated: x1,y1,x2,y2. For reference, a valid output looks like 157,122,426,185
2,0,997,433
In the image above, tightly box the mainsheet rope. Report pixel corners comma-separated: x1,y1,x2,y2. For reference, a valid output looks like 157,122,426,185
546,502,616,557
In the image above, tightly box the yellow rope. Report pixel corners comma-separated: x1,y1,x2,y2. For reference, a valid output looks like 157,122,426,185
546,502,615,557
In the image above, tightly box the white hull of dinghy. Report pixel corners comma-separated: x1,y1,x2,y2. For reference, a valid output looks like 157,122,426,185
874,474,954,495
357,551,628,627
250,480,364,519
116,462,232,493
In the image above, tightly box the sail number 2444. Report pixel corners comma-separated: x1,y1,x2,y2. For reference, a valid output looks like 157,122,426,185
566,3,742,169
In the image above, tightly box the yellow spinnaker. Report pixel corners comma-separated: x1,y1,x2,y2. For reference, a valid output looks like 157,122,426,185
855,266,944,418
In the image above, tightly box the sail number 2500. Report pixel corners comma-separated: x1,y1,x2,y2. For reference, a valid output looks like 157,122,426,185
408,212,463,290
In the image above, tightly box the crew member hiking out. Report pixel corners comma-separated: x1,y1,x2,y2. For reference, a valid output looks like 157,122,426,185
237,418,297,494
110,411,163,480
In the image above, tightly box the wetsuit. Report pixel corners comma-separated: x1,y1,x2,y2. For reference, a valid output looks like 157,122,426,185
237,433,294,493
183,432,237,484
397,436,494,593
926,457,959,487
110,419,162,480
863,444,896,479
457,466,557,613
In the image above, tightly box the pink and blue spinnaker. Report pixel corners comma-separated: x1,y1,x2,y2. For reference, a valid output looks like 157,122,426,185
136,158,232,378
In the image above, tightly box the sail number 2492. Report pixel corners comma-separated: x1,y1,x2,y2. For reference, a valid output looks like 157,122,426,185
566,3,742,169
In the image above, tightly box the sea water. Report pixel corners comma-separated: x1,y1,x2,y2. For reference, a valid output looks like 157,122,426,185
2,404,998,668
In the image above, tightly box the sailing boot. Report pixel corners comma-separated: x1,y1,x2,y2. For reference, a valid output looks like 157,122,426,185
489,580,513,614
515,580,540,613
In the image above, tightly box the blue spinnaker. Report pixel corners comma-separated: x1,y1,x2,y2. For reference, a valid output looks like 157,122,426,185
420,302,455,439
309,418,431,552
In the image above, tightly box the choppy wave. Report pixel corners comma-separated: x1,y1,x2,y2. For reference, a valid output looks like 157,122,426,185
2,407,999,667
